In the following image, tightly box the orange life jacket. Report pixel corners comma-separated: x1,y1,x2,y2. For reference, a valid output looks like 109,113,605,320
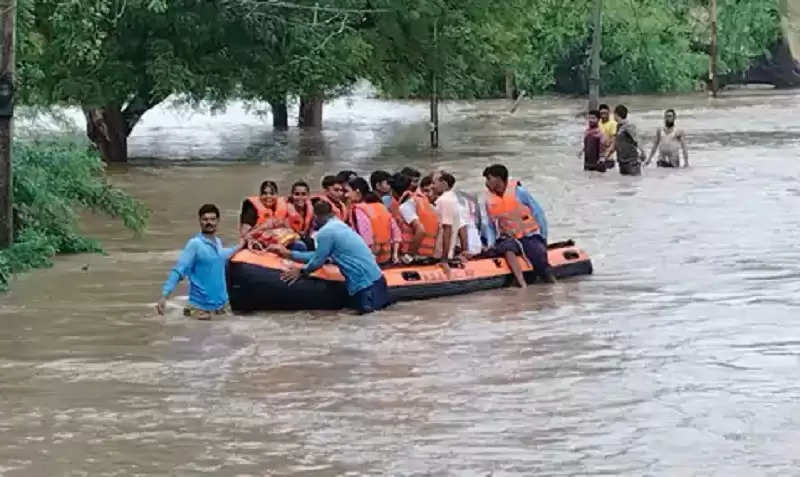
390,191,439,257
485,180,540,239
247,196,288,226
286,200,313,235
350,202,393,264
311,194,349,223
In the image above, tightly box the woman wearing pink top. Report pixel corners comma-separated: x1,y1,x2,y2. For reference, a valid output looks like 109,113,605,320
345,177,402,265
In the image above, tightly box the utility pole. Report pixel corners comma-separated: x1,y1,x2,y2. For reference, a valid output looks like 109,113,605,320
588,0,603,111
0,0,15,248
710,0,719,97
430,19,439,149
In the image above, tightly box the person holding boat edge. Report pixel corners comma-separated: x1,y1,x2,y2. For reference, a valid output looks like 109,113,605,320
268,201,392,314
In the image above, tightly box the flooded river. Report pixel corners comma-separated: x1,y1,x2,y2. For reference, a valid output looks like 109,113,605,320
1,89,800,475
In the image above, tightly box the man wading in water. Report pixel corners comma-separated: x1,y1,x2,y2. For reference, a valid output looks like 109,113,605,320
609,104,645,176
646,109,689,168
158,204,246,319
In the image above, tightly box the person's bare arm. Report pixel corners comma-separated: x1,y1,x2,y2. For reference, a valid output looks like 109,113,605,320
458,225,469,255
646,128,661,165
604,134,617,159
679,129,689,167
440,224,453,261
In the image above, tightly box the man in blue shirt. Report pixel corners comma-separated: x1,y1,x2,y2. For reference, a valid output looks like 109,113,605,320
481,164,556,287
157,203,245,319
268,201,391,314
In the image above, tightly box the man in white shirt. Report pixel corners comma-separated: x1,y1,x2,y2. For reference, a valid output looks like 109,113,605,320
455,190,484,256
432,172,461,260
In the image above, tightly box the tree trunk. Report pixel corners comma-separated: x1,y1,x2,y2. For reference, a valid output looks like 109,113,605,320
504,70,515,99
588,0,603,111
83,94,164,163
298,96,323,129
269,98,288,130
84,105,128,163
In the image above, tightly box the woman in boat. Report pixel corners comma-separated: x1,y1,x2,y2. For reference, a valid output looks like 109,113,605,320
240,181,302,251
345,177,401,266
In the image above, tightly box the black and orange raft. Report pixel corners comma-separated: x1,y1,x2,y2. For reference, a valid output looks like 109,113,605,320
227,240,592,312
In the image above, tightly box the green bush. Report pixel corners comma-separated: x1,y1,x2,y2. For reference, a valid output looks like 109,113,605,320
0,140,148,290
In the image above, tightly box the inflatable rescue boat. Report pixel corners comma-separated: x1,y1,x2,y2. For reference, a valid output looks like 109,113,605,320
227,240,592,312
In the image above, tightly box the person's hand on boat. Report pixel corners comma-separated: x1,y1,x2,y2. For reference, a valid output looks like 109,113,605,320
280,267,303,286
247,238,264,252
267,244,290,258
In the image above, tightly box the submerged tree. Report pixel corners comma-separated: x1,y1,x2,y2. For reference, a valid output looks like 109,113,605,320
18,0,253,162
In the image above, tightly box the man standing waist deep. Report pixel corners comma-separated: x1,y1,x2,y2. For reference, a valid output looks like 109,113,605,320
157,204,245,320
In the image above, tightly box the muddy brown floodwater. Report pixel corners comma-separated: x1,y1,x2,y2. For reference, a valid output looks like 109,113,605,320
1,90,800,475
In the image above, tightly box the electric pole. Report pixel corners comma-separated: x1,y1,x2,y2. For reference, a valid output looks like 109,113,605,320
0,0,16,248
588,0,603,110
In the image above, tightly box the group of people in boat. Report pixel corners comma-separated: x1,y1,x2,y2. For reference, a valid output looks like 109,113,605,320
581,104,689,175
157,163,556,318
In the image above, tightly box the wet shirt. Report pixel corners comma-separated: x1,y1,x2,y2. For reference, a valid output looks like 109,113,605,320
584,126,603,165
616,120,640,164
657,127,684,166
162,234,236,310
290,218,383,296
599,118,617,138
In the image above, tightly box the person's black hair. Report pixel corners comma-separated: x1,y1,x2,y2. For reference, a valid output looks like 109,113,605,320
321,175,339,189
336,170,358,183
438,172,456,189
482,164,509,182
389,172,411,197
348,177,380,203
588,109,601,118
313,200,333,217
665,108,676,116
420,174,433,188
259,180,278,194
369,170,391,191
291,181,310,194
614,104,628,119
599,103,610,111
399,167,421,179
198,203,220,218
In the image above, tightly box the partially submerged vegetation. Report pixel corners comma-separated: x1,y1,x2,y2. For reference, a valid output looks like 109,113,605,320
0,140,148,290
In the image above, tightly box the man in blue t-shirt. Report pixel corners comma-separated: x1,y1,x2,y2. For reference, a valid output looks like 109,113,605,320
157,204,245,320
268,201,391,314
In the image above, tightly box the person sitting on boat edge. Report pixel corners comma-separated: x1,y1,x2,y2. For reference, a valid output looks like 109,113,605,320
240,180,286,237
269,201,392,314
311,175,349,223
345,177,401,266
157,204,246,319
482,164,556,288
388,173,440,264
239,180,301,251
